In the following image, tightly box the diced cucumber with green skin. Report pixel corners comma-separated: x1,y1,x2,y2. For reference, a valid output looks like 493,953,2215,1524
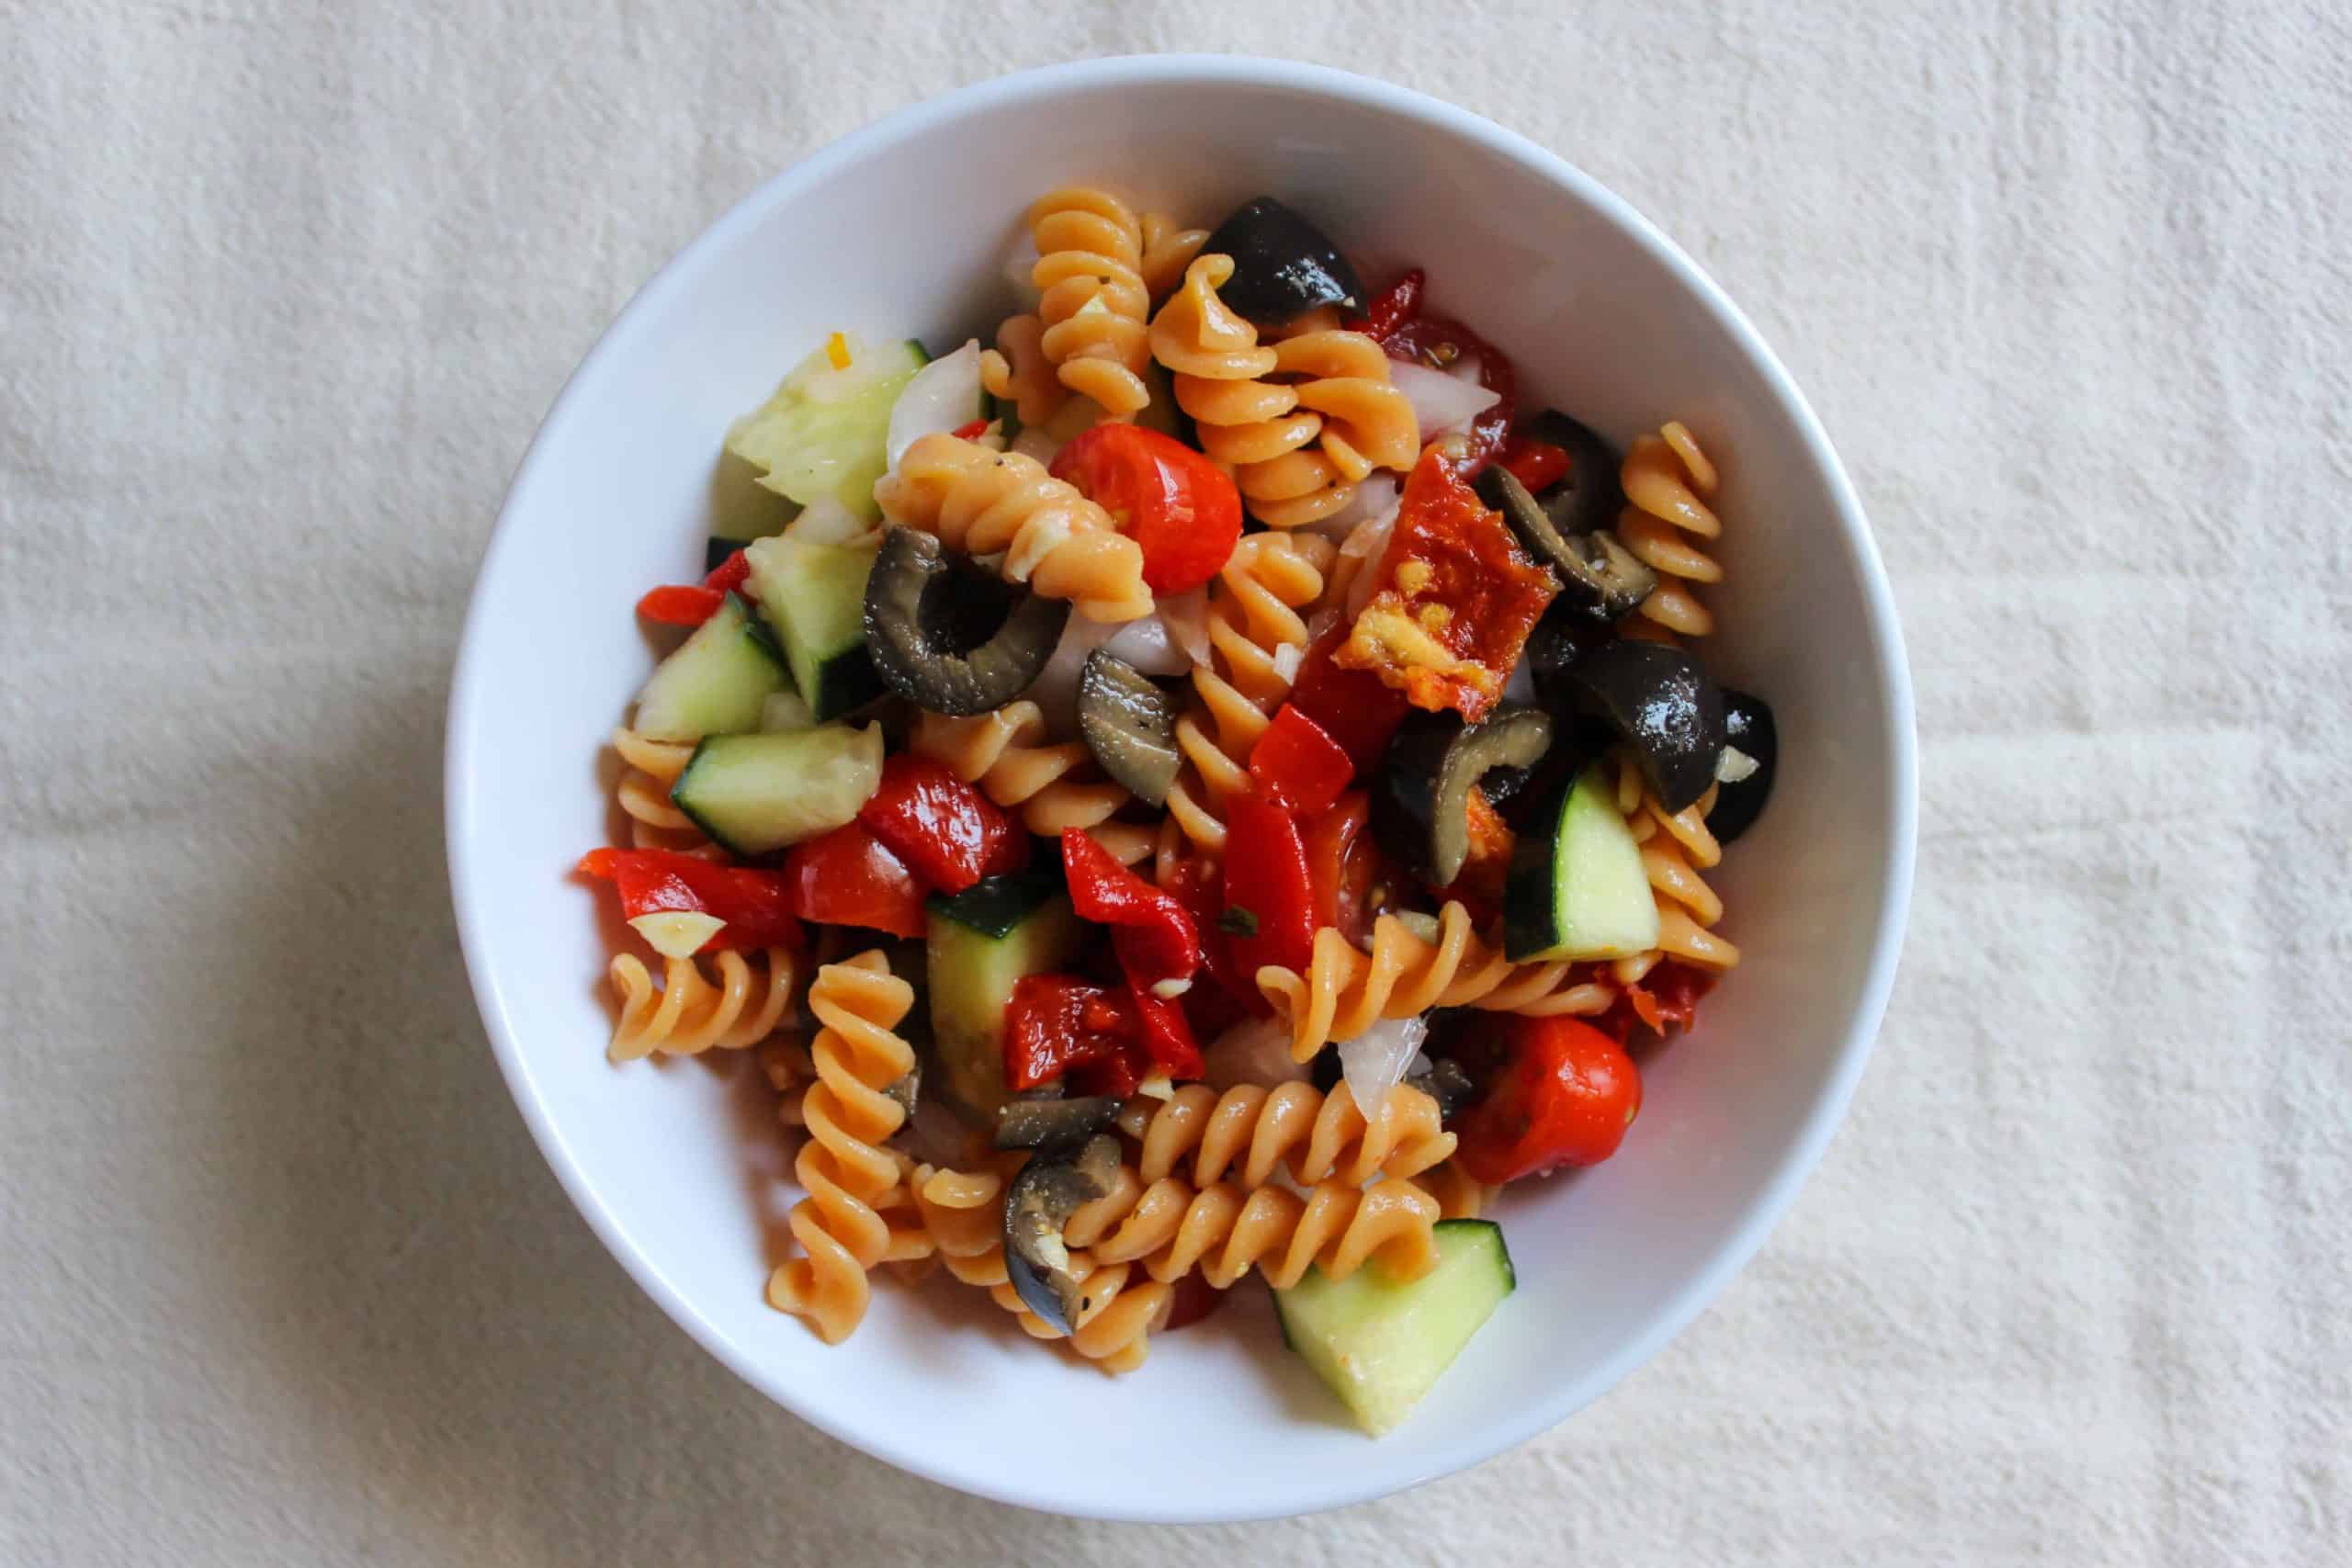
1274,1219,1515,1437
629,592,789,743
670,722,883,856
925,866,1082,1118
1502,762,1660,962
724,337,926,521
759,691,815,732
744,534,884,721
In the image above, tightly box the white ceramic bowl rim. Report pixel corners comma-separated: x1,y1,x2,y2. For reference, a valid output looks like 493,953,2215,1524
447,53,1917,1520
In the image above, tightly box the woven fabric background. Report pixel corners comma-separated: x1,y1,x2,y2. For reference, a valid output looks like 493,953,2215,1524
4,3,2346,1562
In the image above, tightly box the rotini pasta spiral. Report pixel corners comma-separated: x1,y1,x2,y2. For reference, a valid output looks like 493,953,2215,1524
767,952,934,1345
978,313,1061,429
994,1255,1171,1374
1137,209,1208,299
909,698,1154,866
1412,1160,1498,1222
1618,422,1723,643
611,727,719,859
1150,254,1417,527
1111,1080,1455,1190
1027,186,1153,420
909,1162,1023,1284
876,433,1152,623
1258,901,1617,1062
1069,1168,1442,1292
1612,760,1741,977
1163,531,1335,855
605,946,797,1061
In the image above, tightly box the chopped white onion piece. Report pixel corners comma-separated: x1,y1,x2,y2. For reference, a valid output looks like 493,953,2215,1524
1339,1012,1430,1111
761,691,816,732
1272,642,1305,684
1159,585,1212,667
1136,1072,1176,1100
1102,613,1190,676
886,339,983,468
1343,502,1402,618
1149,976,1192,1000
1027,611,1122,735
1204,1015,1313,1091
1716,744,1760,784
784,493,874,547
1388,358,1501,436
1010,425,1061,466
1300,472,1401,541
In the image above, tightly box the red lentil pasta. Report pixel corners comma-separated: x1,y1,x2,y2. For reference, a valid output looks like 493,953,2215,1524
578,185,1780,1431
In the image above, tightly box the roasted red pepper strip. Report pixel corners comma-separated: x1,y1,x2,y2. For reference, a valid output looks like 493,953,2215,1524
1068,1040,1152,1100
1497,436,1572,493
1059,829,1200,992
1347,267,1425,343
950,417,989,440
634,548,756,626
1125,978,1204,1080
575,848,806,952
1600,960,1714,1040
1301,790,1380,947
777,823,927,939
1285,622,1411,773
1248,703,1353,815
1335,448,1557,722
1221,795,1317,979
1160,852,1263,1021
1004,975,1138,1091
859,754,1027,894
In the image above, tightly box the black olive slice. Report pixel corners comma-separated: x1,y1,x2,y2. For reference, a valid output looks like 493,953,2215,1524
1371,705,1555,887
1516,410,1625,539
1708,688,1778,845
1476,464,1657,624
863,526,1069,716
1076,649,1182,807
1199,196,1365,322
1002,1134,1120,1334
1560,641,1727,814
993,1095,1123,1155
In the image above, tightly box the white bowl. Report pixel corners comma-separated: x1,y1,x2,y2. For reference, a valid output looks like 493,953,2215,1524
447,55,1916,1521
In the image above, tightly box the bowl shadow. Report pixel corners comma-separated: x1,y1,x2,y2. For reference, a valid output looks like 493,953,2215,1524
163,645,1322,1558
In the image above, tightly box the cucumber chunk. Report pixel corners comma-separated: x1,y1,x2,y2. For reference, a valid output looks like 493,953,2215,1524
670,722,883,856
725,336,926,522
925,866,1082,1117
1274,1219,1515,1437
629,592,789,743
1502,762,1659,962
744,534,883,720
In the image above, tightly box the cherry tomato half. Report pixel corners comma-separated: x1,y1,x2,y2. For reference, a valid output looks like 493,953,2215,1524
1050,423,1243,594
1454,1017,1643,1184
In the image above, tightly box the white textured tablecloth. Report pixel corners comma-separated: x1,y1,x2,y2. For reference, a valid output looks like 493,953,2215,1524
6,3,2348,1562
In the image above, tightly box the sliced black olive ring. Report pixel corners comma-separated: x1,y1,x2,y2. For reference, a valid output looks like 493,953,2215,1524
863,525,1070,716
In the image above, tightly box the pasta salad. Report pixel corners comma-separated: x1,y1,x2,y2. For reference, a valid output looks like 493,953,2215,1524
576,188,1780,1436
